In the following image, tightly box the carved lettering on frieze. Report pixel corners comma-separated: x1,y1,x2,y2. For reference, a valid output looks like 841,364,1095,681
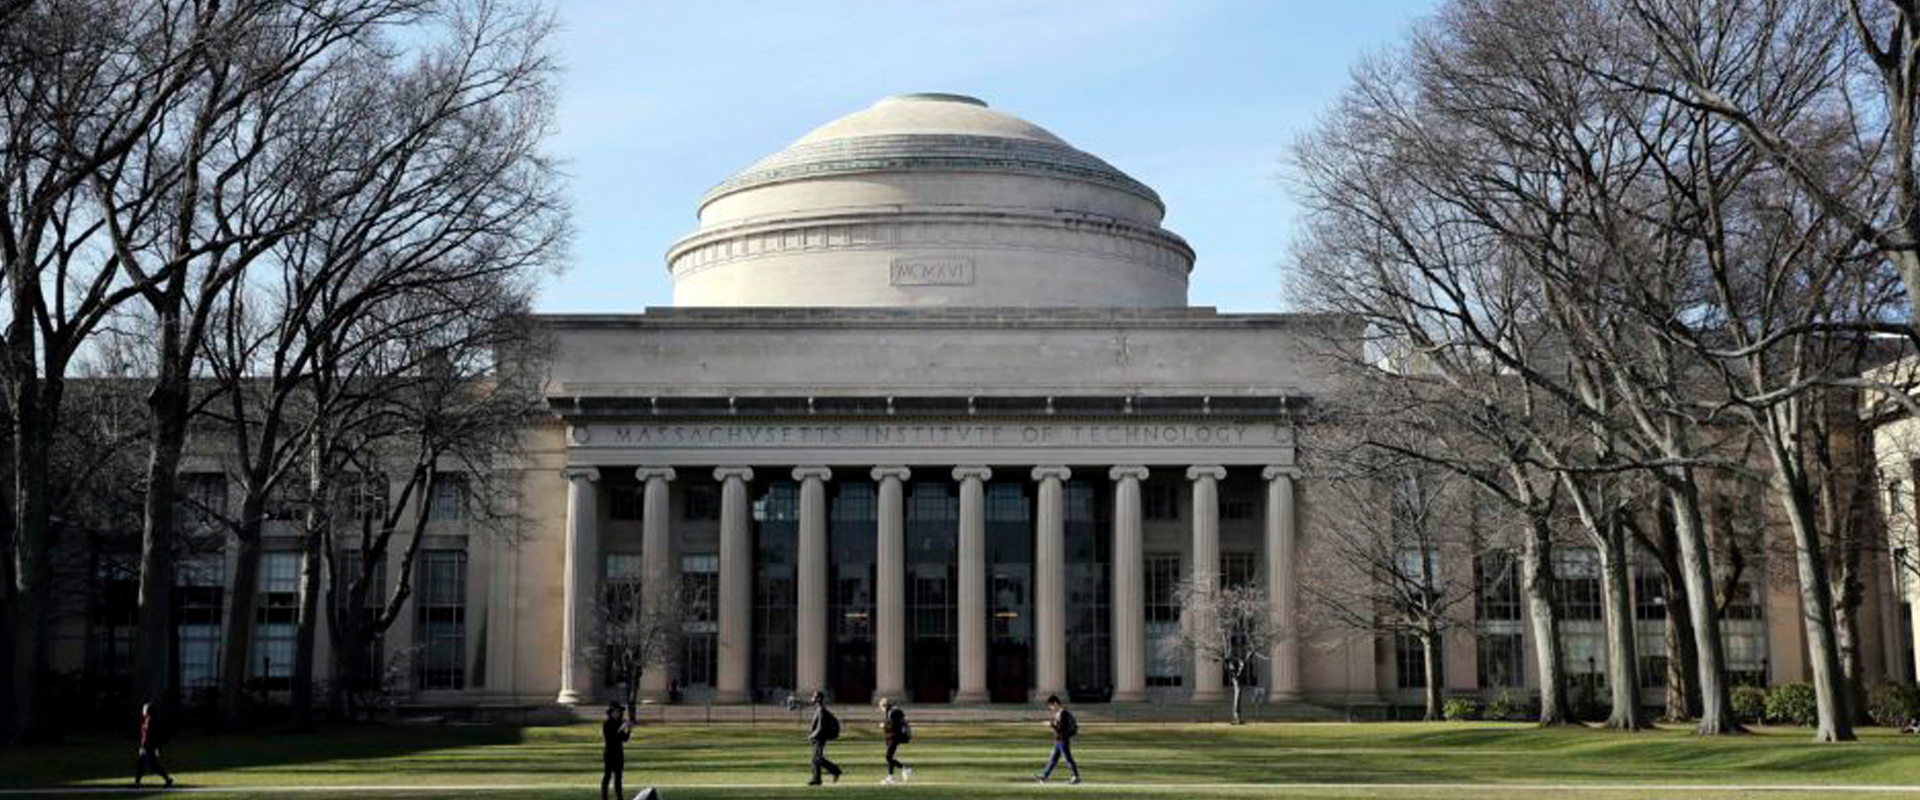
889,256,975,286
574,421,1284,450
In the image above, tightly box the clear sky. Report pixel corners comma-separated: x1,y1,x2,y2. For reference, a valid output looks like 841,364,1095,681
540,0,1440,313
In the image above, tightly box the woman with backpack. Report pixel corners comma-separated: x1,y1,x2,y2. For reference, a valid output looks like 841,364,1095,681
878,697,913,784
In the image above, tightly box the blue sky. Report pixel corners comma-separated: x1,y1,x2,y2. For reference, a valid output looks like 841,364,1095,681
540,0,1440,313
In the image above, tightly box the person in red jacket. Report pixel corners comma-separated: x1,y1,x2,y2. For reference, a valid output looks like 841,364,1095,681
133,703,174,788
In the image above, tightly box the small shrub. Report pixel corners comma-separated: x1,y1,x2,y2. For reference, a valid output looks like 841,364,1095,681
1764,682,1817,727
1730,685,1768,724
1868,683,1920,728
1443,697,1481,721
1484,690,1525,721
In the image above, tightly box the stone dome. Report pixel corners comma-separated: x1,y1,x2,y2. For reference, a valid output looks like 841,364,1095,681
667,93,1194,307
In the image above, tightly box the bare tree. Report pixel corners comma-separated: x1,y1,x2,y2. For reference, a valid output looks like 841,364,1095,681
1161,583,1279,725
590,573,684,719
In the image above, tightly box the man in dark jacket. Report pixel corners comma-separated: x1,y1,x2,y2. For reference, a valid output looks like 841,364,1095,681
806,691,842,785
133,703,174,787
878,697,912,784
1034,695,1081,784
602,703,633,800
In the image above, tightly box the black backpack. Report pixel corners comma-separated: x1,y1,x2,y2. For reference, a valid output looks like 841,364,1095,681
1058,709,1078,739
893,708,912,744
818,708,841,741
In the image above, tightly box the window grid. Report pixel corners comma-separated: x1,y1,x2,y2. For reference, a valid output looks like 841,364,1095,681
415,549,467,690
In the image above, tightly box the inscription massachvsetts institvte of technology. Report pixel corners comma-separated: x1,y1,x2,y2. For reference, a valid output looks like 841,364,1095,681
571,421,1293,449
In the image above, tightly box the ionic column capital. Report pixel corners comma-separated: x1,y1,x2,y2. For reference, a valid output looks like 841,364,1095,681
1186,465,1227,482
871,465,912,482
952,465,994,482
792,466,833,482
561,466,601,483
634,466,677,482
713,466,754,482
1109,465,1150,482
1262,465,1302,481
1031,465,1072,482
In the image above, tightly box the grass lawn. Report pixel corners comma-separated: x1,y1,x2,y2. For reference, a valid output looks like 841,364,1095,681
3,720,1920,799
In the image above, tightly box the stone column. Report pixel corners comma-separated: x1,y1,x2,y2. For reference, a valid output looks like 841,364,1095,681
635,467,677,703
1032,465,1071,702
557,466,601,705
793,467,832,698
953,466,993,703
1187,465,1227,702
1109,466,1149,702
714,467,754,704
873,466,911,700
1263,465,1302,701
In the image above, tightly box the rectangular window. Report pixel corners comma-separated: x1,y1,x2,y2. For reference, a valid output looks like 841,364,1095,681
88,553,139,684
1554,548,1602,621
1633,564,1668,621
610,488,644,521
427,475,466,522
255,552,301,686
1220,552,1257,590
179,473,226,530
1396,633,1440,689
680,553,719,686
603,553,644,686
683,485,720,522
1144,484,1179,521
415,549,467,690
1145,553,1182,687
1475,632,1523,689
1474,551,1520,622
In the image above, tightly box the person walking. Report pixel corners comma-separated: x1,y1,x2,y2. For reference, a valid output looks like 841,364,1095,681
132,702,174,788
878,698,913,784
1034,695,1081,785
806,691,843,786
602,703,633,800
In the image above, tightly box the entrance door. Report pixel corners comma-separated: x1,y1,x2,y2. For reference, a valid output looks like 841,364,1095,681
832,640,873,704
912,639,953,703
989,642,1031,703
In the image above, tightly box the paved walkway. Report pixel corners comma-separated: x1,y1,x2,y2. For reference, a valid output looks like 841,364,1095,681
5,783,1920,795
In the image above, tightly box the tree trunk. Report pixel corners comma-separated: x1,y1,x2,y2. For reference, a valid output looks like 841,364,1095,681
1521,518,1571,725
1763,442,1854,742
291,431,331,729
7,381,56,743
1597,525,1646,730
1666,479,1741,735
218,511,266,729
1230,672,1244,725
1421,631,1443,722
136,326,191,711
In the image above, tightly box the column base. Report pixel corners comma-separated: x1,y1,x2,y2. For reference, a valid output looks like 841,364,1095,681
555,689,584,706
874,686,908,702
952,689,990,704
712,689,749,704
1190,689,1227,703
1111,689,1148,703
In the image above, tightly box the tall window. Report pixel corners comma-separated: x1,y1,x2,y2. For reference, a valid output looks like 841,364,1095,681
905,480,959,701
680,553,719,687
1145,553,1182,687
175,553,224,698
427,475,466,522
1720,570,1768,686
1063,480,1111,699
752,481,798,699
1220,486,1255,521
178,473,226,531
603,553,643,687
415,549,467,690
683,485,720,521
255,552,300,687
829,483,876,703
1474,551,1522,689
336,549,387,689
89,553,139,686
1395,633,1440,689
1553,548,1602,621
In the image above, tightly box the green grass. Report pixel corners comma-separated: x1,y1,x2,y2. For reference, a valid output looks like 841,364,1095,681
4,721,1919,799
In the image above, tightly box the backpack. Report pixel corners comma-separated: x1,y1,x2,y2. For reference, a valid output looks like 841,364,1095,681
1058,709,1078,739
893,709,912,744
818,708,841,742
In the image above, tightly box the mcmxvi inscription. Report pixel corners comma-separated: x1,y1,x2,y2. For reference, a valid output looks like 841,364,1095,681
890,256,975,286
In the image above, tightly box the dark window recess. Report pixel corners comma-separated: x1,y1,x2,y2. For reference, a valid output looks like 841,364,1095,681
1144,484,1179,521
610,488,644,521
684,485,720,521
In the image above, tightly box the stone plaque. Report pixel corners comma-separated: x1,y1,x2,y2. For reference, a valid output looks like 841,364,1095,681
889,256,975,286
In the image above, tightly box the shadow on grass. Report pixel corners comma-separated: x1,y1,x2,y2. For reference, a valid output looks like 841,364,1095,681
0,723,527,789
